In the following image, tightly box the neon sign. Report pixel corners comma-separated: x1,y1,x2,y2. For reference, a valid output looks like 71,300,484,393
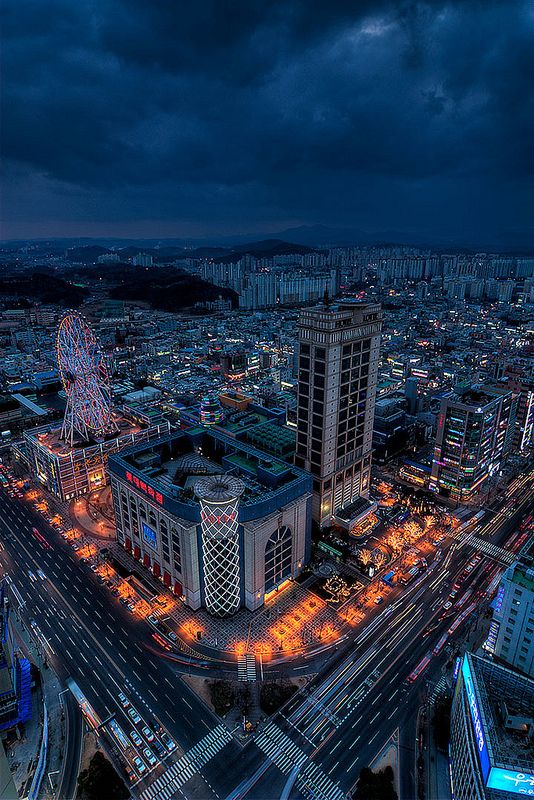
200,510,236,525
125,471,163,506
462,657,490,781
487,769,534,795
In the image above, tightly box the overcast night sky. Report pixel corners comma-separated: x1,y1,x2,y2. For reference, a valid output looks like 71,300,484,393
1,0,533,247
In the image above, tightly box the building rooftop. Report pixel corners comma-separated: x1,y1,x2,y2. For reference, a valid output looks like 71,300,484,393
467,653,534,777
25,412,144,454
110,428,311,521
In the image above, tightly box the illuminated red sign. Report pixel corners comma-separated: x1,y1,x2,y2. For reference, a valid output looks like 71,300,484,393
125,471,163,505
201,510,237,525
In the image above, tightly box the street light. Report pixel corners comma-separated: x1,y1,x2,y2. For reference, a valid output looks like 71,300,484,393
48,770,60,791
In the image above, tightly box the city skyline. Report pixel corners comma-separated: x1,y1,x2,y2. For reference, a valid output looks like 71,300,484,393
1,1,534,798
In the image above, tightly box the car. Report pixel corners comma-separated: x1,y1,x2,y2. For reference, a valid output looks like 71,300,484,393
90,564,98,572
127,708,141,724
80,557,88,564
120,597,129,606
124,765,135,783
147,615,158,626
142,726,154,742
97,575,105,584
118,692,129,708
143,747,157,766
443,601,453,610
130,730,142,747
161,733,176,752
127,602,136,612
133,756,146,774
152,740,165,757
167,631,178,642
374,596,384,604
111,587,120,596
151,718,164,734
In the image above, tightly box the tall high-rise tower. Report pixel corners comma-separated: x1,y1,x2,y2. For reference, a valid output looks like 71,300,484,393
295,300,383,527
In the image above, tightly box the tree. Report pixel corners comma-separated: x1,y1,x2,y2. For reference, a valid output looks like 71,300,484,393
432,694,452,751
208,680,235,716
239,682,252,716
354,766,397,800
77,751,129,800
259,680,297,715
359,548,372,567
373,550,387,570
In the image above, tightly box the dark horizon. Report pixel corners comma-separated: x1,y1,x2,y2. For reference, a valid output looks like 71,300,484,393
2,0,533,248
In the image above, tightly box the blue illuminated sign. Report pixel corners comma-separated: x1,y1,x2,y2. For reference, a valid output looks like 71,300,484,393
142,523,157,550
461,657,490,782
453,656,461,682
487,768,534,795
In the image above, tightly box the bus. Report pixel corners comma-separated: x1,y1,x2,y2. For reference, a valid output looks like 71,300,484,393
67,679,101,729
432,633,449,656
447,602,477,636
406,653,431,684
455,589,473,610
107,718,131,752
382,570,396,586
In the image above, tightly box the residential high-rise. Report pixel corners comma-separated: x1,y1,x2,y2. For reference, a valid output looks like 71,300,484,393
429,384,515,501
485,555,534,678
505,373,534,452
295,300,382,527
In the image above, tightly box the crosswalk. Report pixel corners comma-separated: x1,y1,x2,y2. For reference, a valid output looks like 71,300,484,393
254,721,344,800
297,761,346,800
237,654,257,682
429,676,449,706
461,534,515,565
140,724,233,800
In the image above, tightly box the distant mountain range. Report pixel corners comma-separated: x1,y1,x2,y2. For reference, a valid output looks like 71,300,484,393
2,224,533,253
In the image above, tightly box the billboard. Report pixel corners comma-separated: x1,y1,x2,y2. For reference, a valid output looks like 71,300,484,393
461,656,491,782
486,769,534,795
142,522,157,550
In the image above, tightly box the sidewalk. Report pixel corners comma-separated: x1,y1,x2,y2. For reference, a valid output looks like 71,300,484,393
9,613,69,800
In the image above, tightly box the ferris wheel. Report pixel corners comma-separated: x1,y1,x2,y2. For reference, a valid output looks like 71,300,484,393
57,312,117,445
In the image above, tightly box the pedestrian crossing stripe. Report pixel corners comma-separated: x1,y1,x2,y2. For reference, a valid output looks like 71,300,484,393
237,654,257,682
140,724,233,800
454,531,515,565
298,761,345,800
255,722,344,800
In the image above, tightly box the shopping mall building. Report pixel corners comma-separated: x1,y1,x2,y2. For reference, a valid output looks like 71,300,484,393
108,428,312,615
22,408,169,502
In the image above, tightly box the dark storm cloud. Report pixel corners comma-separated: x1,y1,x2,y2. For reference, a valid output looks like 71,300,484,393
1,0,533,243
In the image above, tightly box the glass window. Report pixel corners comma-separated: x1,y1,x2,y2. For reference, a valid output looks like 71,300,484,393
264,526,292,591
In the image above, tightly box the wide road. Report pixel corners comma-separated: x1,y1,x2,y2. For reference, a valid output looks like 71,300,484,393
0,489,235,797
211,468,534,800
0,465,532,800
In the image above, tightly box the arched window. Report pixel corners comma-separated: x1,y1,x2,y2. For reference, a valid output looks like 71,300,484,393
264,526,292,591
